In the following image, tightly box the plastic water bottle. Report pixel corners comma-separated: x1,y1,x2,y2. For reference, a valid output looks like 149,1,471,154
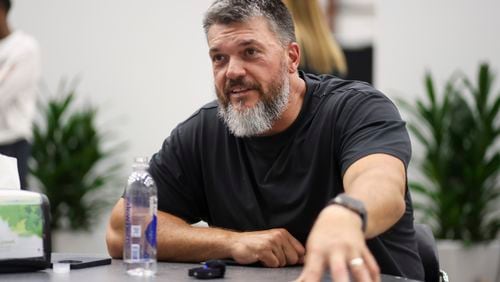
124,156,157,276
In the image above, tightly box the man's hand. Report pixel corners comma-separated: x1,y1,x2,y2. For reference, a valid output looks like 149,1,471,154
230,228,305,267
296,154,406,281
296,205,380,282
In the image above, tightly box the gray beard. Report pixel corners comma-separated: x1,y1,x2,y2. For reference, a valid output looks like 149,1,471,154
218,74,290,137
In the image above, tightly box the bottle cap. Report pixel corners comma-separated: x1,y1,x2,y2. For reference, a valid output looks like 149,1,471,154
134,156,149,164
133,156,150,169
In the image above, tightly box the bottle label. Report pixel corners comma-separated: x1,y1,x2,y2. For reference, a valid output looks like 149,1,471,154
131,225,141,238
131,244,140,261
145,215,157,248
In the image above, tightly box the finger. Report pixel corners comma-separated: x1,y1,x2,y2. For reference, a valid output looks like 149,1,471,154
349,257,372,282
298,250,326,281
281,238,299,265
329,253,349,282
258,250,280,268
362,250,380,282
273,246,287,267
286,233,306,257
298,255,305,265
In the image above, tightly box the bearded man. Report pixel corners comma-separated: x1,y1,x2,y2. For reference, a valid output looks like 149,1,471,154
106,1,424,281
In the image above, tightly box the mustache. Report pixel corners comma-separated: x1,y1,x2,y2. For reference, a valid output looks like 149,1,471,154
224,77,260,95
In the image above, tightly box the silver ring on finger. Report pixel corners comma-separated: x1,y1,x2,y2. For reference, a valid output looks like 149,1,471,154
349,257,364,267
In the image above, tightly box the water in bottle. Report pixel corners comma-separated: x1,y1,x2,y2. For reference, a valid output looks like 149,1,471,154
124,156,157,276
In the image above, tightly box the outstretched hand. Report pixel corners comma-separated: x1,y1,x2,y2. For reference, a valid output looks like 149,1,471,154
230,228,305,267
296,205,380,282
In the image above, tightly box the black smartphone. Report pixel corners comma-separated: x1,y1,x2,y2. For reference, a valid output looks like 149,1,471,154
50,254,111,269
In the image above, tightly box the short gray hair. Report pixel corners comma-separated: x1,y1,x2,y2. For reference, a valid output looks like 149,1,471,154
203,0,296,46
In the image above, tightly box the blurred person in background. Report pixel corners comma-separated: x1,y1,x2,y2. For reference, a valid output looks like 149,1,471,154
283,0,347,77
322,0,374,83
0,0,41,189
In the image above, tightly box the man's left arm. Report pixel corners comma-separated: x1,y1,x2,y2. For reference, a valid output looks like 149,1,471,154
297,153,406,282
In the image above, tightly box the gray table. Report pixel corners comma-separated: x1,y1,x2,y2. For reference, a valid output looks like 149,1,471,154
0,253,421,282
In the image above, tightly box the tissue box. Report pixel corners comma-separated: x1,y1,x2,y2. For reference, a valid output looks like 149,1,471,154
0,190,51,273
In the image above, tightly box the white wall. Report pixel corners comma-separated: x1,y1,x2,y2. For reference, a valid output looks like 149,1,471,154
10,1,213,253
375,0,500,101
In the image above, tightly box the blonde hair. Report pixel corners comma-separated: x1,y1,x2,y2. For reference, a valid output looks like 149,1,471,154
283,0,347,76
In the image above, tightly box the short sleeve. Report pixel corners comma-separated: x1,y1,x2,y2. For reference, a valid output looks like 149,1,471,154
335,89,411,175
148,124,206,224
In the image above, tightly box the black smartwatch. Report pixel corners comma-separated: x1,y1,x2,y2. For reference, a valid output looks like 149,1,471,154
327,194,367,232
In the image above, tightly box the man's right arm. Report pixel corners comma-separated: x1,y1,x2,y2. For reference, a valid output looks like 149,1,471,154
105,198,305,267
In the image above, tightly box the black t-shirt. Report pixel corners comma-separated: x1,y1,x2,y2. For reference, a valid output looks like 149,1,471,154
149,72,424,280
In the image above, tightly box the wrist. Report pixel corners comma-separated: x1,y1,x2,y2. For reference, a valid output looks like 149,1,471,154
190,226,239,260
327,194,367,233
321,204,364,232
224,230,243,259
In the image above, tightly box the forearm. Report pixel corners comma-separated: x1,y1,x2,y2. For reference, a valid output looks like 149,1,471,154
105,198,237,262
156,211,235,262
343,154,406,238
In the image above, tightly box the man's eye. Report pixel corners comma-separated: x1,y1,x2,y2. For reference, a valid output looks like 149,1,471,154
245,48,257,57
212,55,225,63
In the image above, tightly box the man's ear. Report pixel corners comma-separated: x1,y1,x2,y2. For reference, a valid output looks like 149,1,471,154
287,42,301,73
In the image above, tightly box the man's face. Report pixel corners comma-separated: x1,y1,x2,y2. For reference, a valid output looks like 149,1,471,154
207,17,291,137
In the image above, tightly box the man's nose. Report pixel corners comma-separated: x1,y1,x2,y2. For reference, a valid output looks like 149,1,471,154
225,58,246,80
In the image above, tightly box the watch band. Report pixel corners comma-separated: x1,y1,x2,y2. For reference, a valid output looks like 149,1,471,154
327,194,367,232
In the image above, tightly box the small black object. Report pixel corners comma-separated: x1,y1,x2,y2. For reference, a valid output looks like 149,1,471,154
50,255,111,269
188,259,226,279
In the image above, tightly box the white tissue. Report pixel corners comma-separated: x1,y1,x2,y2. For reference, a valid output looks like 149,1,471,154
0,154,21,190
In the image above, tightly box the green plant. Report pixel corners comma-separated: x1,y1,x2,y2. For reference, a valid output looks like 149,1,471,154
399,63,500,244
29,83,121,231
